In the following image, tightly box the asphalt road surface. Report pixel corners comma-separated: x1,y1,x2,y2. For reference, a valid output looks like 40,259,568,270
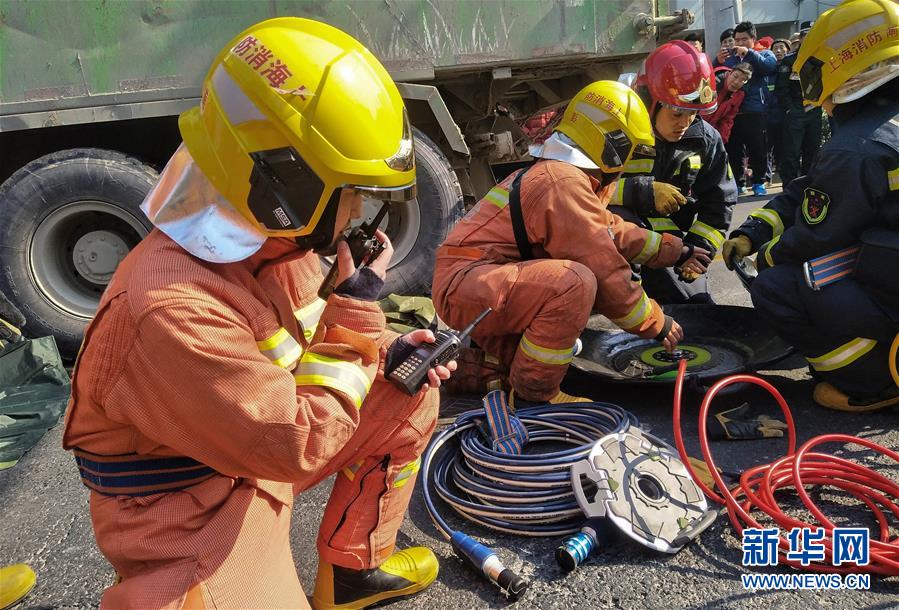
1,192,897,609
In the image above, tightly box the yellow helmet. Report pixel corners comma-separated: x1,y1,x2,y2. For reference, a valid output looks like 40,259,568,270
555,80,655,173
179,17,415,246
796,0,899,106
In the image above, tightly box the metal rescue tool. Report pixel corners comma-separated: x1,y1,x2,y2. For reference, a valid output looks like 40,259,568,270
317,202,390,300
388,308,492,395
566,426,715,567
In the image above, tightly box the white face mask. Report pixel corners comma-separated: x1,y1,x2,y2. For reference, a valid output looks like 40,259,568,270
832,59,899,104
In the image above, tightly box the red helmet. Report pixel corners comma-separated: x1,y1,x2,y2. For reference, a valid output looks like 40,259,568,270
636,40,717,114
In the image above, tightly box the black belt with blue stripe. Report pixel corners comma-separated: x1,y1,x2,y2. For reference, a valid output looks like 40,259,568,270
73,448,218,497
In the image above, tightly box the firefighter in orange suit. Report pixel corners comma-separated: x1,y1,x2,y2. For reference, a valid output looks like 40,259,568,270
432,81,711,404
63,18,454,610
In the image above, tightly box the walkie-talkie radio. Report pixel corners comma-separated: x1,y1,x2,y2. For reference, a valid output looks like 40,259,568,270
388,308,492,395
318,202,390,300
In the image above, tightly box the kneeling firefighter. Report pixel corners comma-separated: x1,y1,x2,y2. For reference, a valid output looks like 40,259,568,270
723,0,899,412
63,18,454,609
610,41,738,304
432,80,710,404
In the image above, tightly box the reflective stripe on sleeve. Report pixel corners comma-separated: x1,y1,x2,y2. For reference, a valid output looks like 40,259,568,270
294,298,326,342
888,167,899,191
256,328,302,369
610,292,652,331
294,353,373,408
623,158,654,174
749,208,785,237
647,217,679,232
518,335,576,365
762,234,781,268
610,178,626,205
484,186,510,209
392,457,421,489
688,154,701,170
807,337,877,372
687,220,725,250
632,230,663,265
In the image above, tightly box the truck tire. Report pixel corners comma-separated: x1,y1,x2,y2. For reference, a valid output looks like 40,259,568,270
374,128,463,296
0,149,156,359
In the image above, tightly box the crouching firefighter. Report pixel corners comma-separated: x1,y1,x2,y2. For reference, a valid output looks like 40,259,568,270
723,0,899,412
63,18,454,609
432,80,711,404
610,41,738,304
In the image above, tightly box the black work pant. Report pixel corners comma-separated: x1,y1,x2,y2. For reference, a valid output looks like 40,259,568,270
779,108,823,188
751,264,897,398
726,113,768,187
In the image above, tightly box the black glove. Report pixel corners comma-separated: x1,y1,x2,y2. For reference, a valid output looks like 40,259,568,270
384,334,417,376
334,267,384,302
708,403,788,440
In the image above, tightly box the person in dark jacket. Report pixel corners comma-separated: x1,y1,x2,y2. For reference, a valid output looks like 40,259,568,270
722,0,899,412
776,27,824,187
714,21,778,196
766,39,791,181
612,41,737,304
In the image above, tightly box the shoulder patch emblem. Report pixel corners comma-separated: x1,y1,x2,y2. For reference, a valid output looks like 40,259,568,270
802,187,830,224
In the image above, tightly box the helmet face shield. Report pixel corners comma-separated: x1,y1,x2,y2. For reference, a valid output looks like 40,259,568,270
353,183,417,203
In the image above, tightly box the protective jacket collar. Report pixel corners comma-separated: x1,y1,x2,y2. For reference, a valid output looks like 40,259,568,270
141,145,267,263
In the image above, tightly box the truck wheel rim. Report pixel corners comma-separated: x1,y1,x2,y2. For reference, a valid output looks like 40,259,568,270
29,200,149,319
361,195,420,267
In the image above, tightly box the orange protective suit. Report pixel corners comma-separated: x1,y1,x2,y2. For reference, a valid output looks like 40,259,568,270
63,230,438,609
433,160,683,401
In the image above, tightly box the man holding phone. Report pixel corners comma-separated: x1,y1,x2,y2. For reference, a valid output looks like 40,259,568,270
714,21,778,196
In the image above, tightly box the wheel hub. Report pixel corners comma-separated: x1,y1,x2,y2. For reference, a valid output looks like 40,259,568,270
73,231,129,285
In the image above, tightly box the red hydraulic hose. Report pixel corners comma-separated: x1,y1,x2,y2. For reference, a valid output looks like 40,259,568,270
673,359,899,575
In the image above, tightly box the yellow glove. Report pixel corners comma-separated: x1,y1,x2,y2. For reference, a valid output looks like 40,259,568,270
721,235,753,270
652,181,687,215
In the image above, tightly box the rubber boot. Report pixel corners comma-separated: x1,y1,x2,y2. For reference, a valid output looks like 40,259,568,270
312,547,438,609
0,564,36,610
812,382,899,413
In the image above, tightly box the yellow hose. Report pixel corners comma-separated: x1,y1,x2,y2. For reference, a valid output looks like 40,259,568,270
890,332,899,388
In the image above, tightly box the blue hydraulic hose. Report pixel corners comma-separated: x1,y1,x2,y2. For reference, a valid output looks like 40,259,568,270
420,401,638,598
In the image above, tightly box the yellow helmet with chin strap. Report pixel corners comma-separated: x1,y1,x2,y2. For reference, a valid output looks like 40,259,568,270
179,17,415,248
555,80,655,173
795,0,899,106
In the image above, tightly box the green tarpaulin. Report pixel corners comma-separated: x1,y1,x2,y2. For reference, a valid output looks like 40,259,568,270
0,337,70,469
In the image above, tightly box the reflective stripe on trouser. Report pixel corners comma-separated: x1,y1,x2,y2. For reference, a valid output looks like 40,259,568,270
433,258,596,402
316,377,438,569
751,264,897,397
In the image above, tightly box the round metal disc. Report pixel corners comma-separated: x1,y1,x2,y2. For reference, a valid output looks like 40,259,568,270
639,344,711,368
571,427,707,553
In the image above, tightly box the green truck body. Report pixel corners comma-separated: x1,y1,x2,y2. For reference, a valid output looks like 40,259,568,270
0,0,687,358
